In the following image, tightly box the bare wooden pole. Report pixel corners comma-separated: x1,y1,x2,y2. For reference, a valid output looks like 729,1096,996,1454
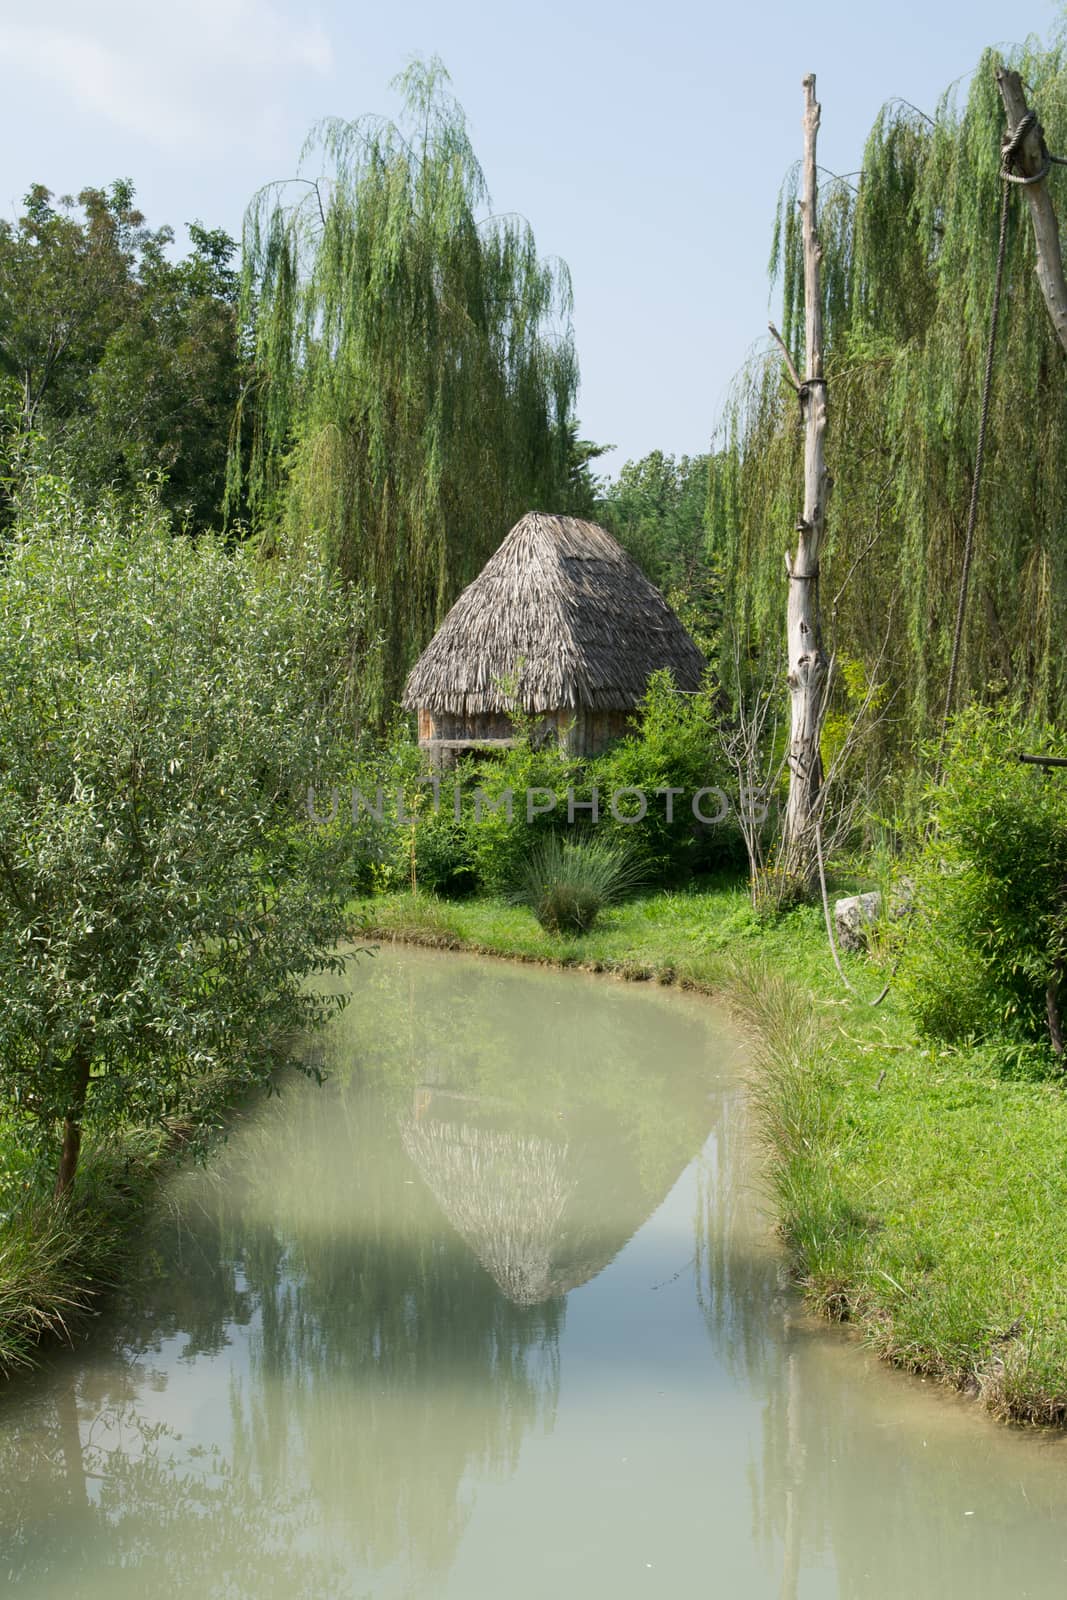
996,67,1067,359
782,74,830,877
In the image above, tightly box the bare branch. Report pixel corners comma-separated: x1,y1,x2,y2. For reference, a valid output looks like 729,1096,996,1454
767,322,802,392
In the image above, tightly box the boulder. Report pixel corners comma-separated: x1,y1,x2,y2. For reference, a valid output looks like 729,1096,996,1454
833,891,882,952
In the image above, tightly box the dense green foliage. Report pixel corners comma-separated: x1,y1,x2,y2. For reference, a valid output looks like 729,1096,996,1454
898,708,1067,1048
595,450,719,655
233,59,582,717
0,182,242,528
588,672,744,877
340,673,746,898
0,476,362,1193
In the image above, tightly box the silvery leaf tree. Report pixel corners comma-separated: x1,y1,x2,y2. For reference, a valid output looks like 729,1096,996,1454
0,474,363,1197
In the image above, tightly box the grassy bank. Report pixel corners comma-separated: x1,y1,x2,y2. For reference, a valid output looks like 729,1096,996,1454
0,1119,168,1376
353,884,1067,1425
0,1071,241,1378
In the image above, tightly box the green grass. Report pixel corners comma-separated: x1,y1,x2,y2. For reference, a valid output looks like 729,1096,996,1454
0,1069,241,1379
512,832,644,933
352,881,1067,1424
351,878,818,982
0,1121,167,1376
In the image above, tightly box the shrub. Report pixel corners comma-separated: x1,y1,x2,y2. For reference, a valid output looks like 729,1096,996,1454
897,706,1067,1049
0,474,365,1195
411,806,479,896
461,736,582,894
591,670,745,881
511,833,642,934
336,722,433,894
346,671,744,899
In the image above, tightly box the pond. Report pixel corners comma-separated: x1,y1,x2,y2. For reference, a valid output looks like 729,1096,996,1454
1,945,1066,1597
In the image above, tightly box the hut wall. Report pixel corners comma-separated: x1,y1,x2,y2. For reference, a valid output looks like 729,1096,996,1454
563,708,633,757
420,710,517,742
417,704,632,761
416,708,518,770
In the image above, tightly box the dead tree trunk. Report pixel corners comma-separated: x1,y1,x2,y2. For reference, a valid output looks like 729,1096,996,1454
781,74,830,879
995,68,1067,360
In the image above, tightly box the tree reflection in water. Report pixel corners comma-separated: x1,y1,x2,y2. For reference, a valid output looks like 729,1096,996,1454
6,948,1067,1599
1,1376,350,1597
695,1097,1067,1600
0,948,722,1594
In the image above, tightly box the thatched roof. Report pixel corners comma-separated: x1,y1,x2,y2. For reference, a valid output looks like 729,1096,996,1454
402,512,705,716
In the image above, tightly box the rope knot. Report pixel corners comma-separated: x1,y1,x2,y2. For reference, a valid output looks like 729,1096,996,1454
1002,109,1052,184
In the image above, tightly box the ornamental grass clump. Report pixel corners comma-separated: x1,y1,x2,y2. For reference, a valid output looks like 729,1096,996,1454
512,833,642,935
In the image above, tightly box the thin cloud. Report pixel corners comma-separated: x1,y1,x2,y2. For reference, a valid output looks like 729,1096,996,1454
0,3,333,153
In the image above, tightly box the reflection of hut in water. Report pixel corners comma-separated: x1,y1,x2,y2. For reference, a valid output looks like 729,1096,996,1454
401,1121,575,1306
401,1089,697,1306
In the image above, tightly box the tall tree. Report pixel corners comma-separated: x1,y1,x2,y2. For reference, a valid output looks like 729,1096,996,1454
0,183,242,529
596,449,710,591
0,480,361,1197
596,448,720,657
77,222,244,529
714,32,1067,790
231,58,580,718
0,181,145,436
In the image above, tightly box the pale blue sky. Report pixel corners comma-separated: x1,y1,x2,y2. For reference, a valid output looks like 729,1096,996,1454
0,0,1060,471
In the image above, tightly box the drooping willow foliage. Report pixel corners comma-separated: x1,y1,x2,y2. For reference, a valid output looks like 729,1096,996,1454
229,59,579,718
711,36,1067,774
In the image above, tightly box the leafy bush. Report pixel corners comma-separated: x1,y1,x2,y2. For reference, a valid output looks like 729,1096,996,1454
343,671,742,899
592,670,744,880
0,474,364,1194
455,671,740,892
335,721,432,894
898,707,1067,1048
511,833,642,934
410,806,478,896
463,736,581,893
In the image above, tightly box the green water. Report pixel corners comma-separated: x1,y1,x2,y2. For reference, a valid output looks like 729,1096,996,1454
2,945,1066,1597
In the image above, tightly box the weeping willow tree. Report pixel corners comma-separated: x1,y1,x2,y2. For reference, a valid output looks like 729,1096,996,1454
712,33,1067,794
228,59,579,718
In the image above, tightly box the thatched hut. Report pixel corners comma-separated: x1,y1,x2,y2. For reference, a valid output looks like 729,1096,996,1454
402,511,705,760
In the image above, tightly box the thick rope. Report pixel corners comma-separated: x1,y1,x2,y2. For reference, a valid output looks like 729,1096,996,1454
1002,109,1038,170
936,172,1012,778
815,821,893,1007
1004,160,1051,185
1000,108,1067,181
